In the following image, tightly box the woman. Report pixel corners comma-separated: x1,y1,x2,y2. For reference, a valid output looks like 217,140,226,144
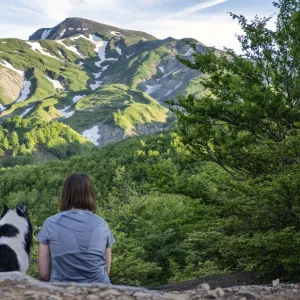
37,173,115,283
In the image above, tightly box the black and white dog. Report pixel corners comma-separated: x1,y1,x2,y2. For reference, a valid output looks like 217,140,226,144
0,202,33,273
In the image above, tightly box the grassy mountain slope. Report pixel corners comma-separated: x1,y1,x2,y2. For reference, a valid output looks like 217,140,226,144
0,18,206,148
66,84,168,131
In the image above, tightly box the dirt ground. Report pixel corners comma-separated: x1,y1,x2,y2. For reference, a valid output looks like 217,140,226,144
149,271,269,292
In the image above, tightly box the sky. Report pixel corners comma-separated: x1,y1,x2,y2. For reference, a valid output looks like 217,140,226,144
0,0,277,52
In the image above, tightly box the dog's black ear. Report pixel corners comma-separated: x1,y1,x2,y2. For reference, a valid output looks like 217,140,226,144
16,202,27,218
0,204,9,219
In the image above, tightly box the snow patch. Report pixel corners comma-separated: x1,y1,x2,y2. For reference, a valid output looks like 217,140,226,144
83,28,88,30
59,106,75,119
88,34,108,62
142,38,147,41
56,40,84,58
16,80,31,103
72,95,86,104
145,84,162,95
101,65,109,71
58,95,86,118
0,60,24,76
20,107,34,118
57,50,64,57
77,27,81,30
77,61,84,68
45,75,64,90
26,41,63,61
159,68,177,81
2,42,7,44
57,29,66,39
90,80,103,91
110,31,124,36
68,27,74,30
0,103,5,112
126,53,135,59
82,126,101,146
93,71,102,79
164,82,182,97
184,48,194,56
41,28,52,39
116,46,122,55
159,66,165,73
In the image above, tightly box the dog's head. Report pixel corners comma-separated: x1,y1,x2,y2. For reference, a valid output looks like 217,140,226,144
0,202,33,254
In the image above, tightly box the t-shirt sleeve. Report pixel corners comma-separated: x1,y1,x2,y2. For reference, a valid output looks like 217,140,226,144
106,223,115,248
36,219,50,245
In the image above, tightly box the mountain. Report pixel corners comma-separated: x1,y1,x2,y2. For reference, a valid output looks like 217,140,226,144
29,17,157,42
0,17,205,149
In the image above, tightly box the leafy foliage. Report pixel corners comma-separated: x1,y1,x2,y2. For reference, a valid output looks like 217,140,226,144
0,133,225,285
171,0,300,279
0,116,92,167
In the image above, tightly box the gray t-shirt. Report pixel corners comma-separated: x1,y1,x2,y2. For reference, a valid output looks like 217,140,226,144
37,210,115,283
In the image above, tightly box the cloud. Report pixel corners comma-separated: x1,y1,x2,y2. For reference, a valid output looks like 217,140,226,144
127,12,243,52
69,0,87,4
0,0,272,53
172,0,229,17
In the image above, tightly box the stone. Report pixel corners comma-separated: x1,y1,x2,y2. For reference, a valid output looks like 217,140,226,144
1,272,300,300
199,283,210,291
272,278,280,287
214,287,225,297
86,295,99,300
207,290,218,299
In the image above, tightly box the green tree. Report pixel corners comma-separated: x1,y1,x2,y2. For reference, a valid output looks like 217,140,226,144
24,132,35,150
1,136,10,150
10,131,19,148
171,0,300,279
171,0,300,180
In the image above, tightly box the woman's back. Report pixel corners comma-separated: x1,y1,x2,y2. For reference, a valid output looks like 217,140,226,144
37,209,114,283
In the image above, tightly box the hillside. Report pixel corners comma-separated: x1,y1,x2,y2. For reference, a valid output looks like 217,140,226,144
0,17,204,149
0,116,93,167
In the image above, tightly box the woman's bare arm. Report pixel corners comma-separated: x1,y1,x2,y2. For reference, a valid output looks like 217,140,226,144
38,243,51,281
105,247,112,275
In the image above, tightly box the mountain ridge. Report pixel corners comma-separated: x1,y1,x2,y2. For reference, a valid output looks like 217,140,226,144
0,17,205,160
29,17,157,42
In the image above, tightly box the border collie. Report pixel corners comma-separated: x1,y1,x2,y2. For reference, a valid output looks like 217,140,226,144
0,202,33,273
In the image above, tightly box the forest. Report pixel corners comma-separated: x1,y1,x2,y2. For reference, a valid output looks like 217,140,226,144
1,0,300,286
0,117,92,167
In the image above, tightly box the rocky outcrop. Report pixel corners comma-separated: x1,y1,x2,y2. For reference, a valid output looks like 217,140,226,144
1,272,300,300
88,120,171,147
0,67,23,104
0,272,171,300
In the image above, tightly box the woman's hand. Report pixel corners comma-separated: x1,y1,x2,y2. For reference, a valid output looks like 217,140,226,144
38,243,51,281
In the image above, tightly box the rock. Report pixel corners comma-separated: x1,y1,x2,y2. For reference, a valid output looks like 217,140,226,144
214,287,225,297
207,290,218,299
1,272,300,300
199,283,210,291
272,278,280,287
0,272,174,300
86,295,99,300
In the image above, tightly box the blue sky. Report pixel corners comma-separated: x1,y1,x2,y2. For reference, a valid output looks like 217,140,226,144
0,0,277,52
